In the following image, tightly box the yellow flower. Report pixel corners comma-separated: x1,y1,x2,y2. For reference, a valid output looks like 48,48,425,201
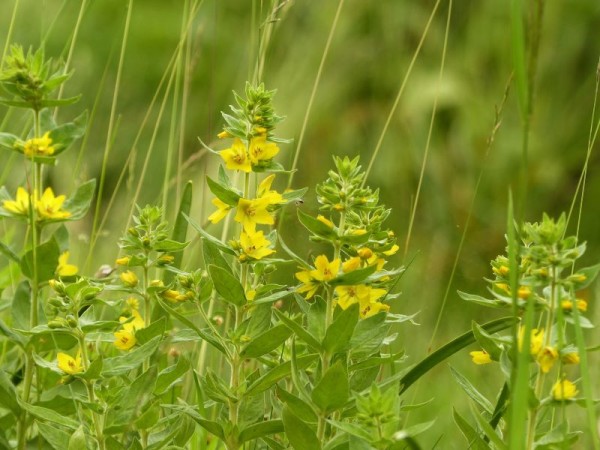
382,244,399,256
295,269,319,299
24,132,55,157
342,257,361,273
114,330,136,350
161,289,188,303
220,138,251,172
562,352,580,365
126,297,139,311
115,256,131,266
235,197,274,232
120,309,145,332
208,197,232,224
2,187,31,215
470,350,492,365
56,251,78,277
517,286,532,299
317,215,334,229
239,229,275,260
246,290,257,301
518,326,544,356
335,284,388,318
57,352,83,375
249,136,279,165
357,247,373,260
36,187,71,220
561,298,587,312
536,346,558,373
217,130,231,139
493,265,510,276
257,175,284,204
311,255,340,282
552,379,578,400
120,270,138,287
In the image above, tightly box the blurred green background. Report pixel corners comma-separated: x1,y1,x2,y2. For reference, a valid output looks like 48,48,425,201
1,0,600,446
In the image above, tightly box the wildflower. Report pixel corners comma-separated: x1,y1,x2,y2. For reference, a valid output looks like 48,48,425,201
36,187,71,220
360,300,390,318
150,279,164,288
517,326,544,356
120,309,145,332
536,346,558,373
357,247,373,260
295,269,319,299
157,254,175,265
552,379,578,400
470,350,492,365
249,135,279,165
208,198,232,224
246,290,257,301
561,298,587,312
342,257,361,273
162,289,188,303
220,138,251,172
257,175,284,204
239,229,275,261
317,215,334,229
493,265,509,277
56,251,78,277
120,270,138,287
382,244,399,256
114,330,136,350
115,256,130,266
235,197,274,232
23,132,55,157
517,286,532,299
126,297,139,311
311,255,340,282
2,187,30,215
335,284,387,318
562,352,580,365
114,309,145,351
57,352,83,375
350,228,367,236
568,273,587,283
217,130,231,139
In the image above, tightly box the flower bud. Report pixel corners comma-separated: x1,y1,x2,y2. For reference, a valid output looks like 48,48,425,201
115,256,130,266
120,271,138,287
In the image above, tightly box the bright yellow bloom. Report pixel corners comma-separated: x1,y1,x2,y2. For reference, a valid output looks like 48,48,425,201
217,130,231,139
257,175,284,204
561,298,587,312
208,197,232,224
295,269,319,299
493,265,510,276
249,136,279,165
562,352,580,365
36,187,71,220
24,132,55,157
517,286,532,299
518,326,544,356
115,256,131,266
162,289,188,303
235,197,274,232
126,297,139,311
350,229,367,236
120,270,138,287
358,247,373,260
57,352,83,375
312,255,340,282
335,284,388,318
246,290,257,301
470,350,492,365
240,229,275,261
120,309,145,332
2,187,31,215
317,215,334,229
536,346,558,373
220,138,251,172
382,244,399,256
57,251,78,277
342,257,361,273
552,379,578,400
114,330,136,350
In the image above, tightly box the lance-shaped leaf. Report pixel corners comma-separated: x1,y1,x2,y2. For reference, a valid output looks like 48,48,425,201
240,324,292,358
282,406,321,450
209,264,246,307
206,175,241,207
64,179,96,221
311,360,349,414
322,303,359,354
297,209,336,239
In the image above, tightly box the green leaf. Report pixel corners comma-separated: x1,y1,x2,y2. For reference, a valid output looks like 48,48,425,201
166,181,193,283
241,324,292,358
155,357,191,396
312,360,349,414
322,303,359,354
399,317,515,395
329,265,377,286
134,402,160,430
202,237,232,274
19,400,79,429
21,238,60,282
0,241,19,264
0,369,21,415
37,422,70,450
327,420,372,441
48,110,87,155
206,175,241,207
453,408,489,450
571,263,600,290
470,402,507,450
64,179,96,221
245,354,318,396
449,366,493,414
135,316,167,345
11,281,30,331
81,355,103,381
102,336,161,376
0,132,19,150
209,264,246,307
172,405,226,440
184,212,235,255
282,187,308,203
472,321,503,360
458,290,501,308
238,420,284,443
276,386,318,423
153,239,188,252
40,95,82,108
282,406,321,450
273,309,321,350
68,425,87,450
297,209,336,239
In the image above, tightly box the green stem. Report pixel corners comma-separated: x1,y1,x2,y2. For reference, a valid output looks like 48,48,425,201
78,334,106,450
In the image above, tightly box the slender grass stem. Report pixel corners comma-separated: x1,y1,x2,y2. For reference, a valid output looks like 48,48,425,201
2,0,20,62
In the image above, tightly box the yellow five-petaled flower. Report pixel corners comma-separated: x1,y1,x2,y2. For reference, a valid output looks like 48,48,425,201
239,229,275,261
335,284,388,318
2,187,31,216
37,187,71,220
249,136,279,165
114,309,145,351
57,351,83,375
552,379,578,400
23,132,55,157
220,138,252,172
295,255,341,299
57,251,78,277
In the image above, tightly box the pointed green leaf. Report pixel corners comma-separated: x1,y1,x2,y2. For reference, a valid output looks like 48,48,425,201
276,386,318,423
312,360,349,414
64,179,96,221
68,425,87,450
297,209,336,239
102,336,161,377
185,212,235,254
282,406,321,450
323,303,359,354
209,264,246,307
453,408,489,450
238,420,284,444
245,354,318,396
274,309,321,350
202,237,232,273
21,238,60,282
206,175,241,206
240,324,292,358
